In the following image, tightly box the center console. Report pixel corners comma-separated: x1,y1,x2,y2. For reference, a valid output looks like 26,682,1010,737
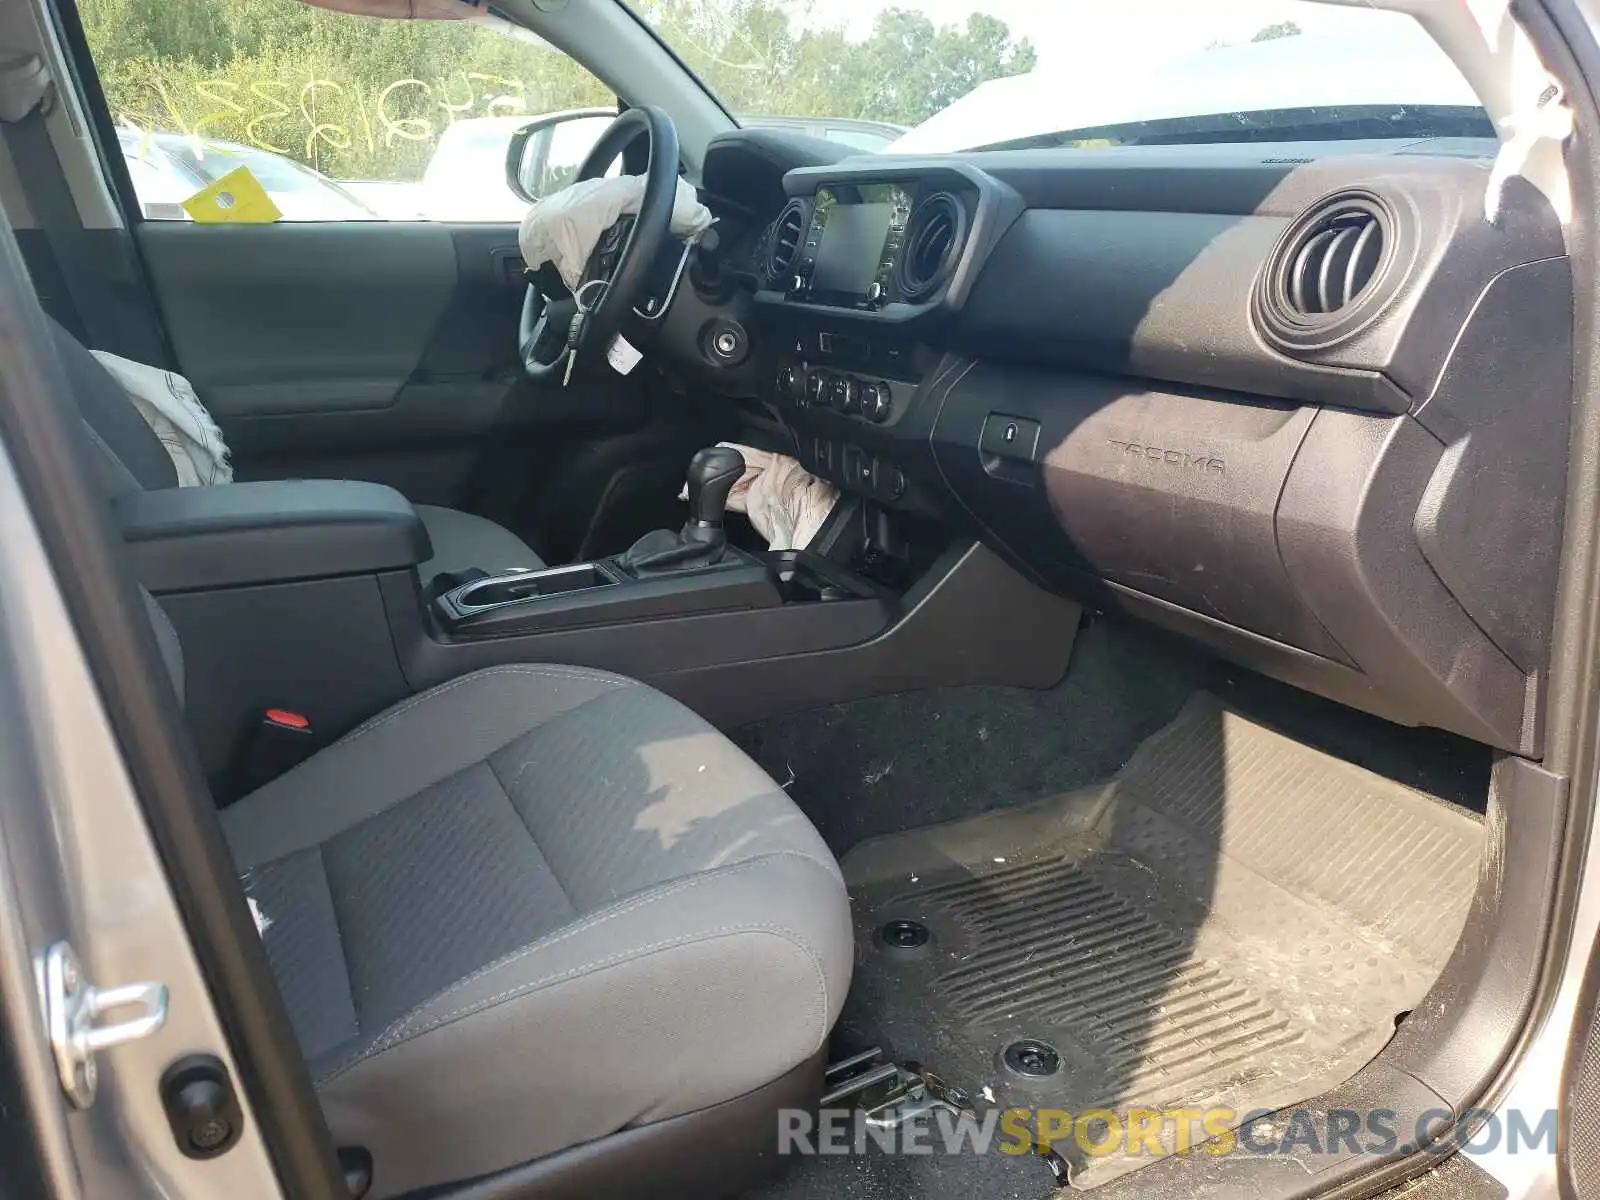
119,456,1075,806
433,447,789,637
434,546,783,638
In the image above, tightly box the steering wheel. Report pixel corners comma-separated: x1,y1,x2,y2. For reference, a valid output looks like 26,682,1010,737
519,106,681,383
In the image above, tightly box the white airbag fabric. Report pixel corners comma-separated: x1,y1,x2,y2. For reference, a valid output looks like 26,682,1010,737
685,444,840,552
518,175,714,292
90,351,232,486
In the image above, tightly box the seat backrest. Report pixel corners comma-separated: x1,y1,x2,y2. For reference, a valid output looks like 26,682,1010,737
44,316,177,494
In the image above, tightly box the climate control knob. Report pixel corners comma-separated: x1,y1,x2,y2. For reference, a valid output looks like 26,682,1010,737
837,377,862,415
867,382,893,423
778,365,804,401
809,372,834,409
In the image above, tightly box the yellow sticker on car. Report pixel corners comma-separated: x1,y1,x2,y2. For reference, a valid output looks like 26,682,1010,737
179,166,281,224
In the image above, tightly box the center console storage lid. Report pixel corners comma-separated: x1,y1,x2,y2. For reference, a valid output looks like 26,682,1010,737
115,480,430,592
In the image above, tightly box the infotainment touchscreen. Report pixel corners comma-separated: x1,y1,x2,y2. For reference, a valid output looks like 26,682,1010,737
805,184,914,307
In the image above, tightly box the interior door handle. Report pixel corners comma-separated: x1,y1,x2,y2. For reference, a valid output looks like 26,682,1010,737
490,248,527,287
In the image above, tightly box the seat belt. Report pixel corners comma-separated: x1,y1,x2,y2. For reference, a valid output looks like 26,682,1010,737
0,50,160,359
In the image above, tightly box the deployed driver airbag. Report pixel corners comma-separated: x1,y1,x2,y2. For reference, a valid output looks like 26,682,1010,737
519,175,713,291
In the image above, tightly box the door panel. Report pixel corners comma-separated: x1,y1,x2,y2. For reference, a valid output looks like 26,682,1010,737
138,221,461,418
134,220,651,513
65,0,687,562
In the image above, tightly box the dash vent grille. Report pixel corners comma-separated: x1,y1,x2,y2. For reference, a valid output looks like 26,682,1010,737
1284,206,1384,316
1254,190,1406,354
766,200,808,285
895,192,966,304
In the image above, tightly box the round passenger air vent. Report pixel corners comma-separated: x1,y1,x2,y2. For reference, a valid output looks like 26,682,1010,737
896,192,967,305
1254,190,1406,354
766,199,809,286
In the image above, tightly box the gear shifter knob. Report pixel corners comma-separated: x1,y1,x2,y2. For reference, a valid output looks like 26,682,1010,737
686,447,746,530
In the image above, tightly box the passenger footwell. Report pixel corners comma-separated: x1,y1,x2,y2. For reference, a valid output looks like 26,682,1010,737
838,694,1485,1188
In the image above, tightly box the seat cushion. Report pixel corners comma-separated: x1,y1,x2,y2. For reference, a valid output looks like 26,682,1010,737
415,504,545,579
222,665,851,1198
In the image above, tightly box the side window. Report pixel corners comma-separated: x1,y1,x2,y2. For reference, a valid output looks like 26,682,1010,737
79,0,615,223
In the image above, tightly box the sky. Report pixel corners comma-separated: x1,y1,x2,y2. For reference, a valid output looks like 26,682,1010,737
800,0,1424,74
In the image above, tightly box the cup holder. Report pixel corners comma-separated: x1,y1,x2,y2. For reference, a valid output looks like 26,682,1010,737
454,563,618,612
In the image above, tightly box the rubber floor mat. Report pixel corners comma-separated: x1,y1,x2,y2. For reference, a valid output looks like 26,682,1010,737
838,694,1485,1189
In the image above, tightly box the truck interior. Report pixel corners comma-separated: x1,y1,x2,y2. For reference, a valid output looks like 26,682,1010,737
2,0,1600,1199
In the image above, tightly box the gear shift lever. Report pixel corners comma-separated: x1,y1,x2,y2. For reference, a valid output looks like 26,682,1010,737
618,446,747,575
686,446,746,535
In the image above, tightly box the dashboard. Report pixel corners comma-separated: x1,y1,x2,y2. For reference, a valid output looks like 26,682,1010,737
669,129,1573,758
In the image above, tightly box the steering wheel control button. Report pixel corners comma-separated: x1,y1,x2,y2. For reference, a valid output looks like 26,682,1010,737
1002,1040,1063,1080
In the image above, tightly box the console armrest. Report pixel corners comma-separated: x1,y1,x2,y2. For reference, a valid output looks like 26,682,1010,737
115,481,430,592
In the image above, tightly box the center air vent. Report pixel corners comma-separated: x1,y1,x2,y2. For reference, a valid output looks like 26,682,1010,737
767,199,808,285
1255,191,1405,354
896,192,967,305
1287,207,1383,316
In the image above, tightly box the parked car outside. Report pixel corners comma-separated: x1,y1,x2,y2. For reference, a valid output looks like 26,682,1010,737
414,110,617,221
118,128,381,221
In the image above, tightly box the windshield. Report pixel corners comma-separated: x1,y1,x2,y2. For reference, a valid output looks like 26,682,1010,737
634,1,1489,154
